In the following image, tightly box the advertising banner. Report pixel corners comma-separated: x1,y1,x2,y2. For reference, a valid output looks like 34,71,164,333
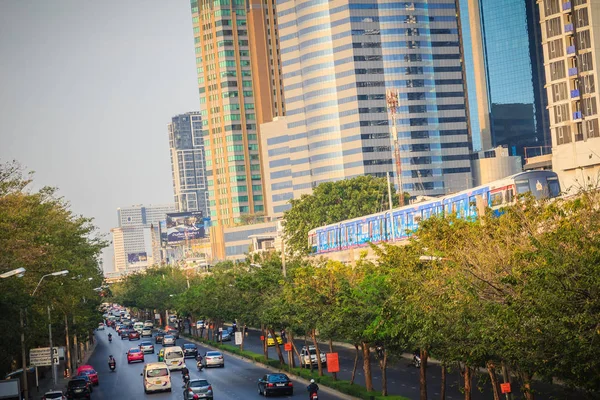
165,212,205,243
127,252,147,264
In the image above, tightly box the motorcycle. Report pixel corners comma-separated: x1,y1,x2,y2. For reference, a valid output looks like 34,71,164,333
108,335,112,343
196,356,204,371
183,373,190,385
109,362,116,372
412,354,421,368
310,393,318,400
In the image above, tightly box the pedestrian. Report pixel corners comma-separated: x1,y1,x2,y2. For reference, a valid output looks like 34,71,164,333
280,328,286,341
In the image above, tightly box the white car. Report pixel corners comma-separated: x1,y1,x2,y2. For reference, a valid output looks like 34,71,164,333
196,320,205,329
144,320,154,328
97,323,105,331
141,327,153,337
300,346,327,368
163,335,175,346
203,351,224,368
139,341,154,354
42,390,66,400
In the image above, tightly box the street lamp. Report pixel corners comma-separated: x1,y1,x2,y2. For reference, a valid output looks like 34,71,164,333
0,267,26,279
31,270,69,296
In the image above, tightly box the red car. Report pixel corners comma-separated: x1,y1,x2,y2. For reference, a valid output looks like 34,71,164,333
76,365,98,385
127,348,144,364
128,330,140,340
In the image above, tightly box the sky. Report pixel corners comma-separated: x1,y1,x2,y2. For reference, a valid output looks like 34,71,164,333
0,1,200,272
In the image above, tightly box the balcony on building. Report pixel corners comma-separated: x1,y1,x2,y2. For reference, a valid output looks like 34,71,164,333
565,23,574,33
571,89,580,98
573,111,583,120
567,45,576,55
569,67,578,76
562,1,572,11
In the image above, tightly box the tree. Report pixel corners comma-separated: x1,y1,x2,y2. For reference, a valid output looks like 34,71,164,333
282,175,400,254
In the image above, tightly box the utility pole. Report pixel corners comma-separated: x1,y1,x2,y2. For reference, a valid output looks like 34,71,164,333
386,89,404,205
64,314,71,378
20,309,28,400
387,172,395,241
48,306,57,386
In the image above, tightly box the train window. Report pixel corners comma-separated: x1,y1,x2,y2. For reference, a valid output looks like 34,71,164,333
437,205,444,216
490,193,503,206
505,188,514,203
469,196,477,216
548,177,560,197
515,179,530,194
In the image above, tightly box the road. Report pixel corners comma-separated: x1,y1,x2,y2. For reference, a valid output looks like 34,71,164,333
82,327,348,400
190,325,576,400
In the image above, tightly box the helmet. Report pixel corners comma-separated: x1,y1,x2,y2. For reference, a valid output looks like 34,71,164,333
310,379,315,383
109,355,113,358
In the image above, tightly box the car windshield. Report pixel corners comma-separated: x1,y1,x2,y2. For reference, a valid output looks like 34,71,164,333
146,368,168,377
184,344,196,349
129,349,141,353
81,370,96,375
190,379,209,387
68,380,87,388
206,352,221,357
165,351,184,359
267,374,289,382
164,335,173,339
141,342,152,346
45,392,64,398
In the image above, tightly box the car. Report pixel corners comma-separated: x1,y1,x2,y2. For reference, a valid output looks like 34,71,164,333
157,347,165,362
155,331,165,344
300,345,327,368
169,315,178,323
97,323,105,331
257,373,293,397
142,362,172,394
139,341,154,354
203,351,224,368
141,327,153,337
183,343,198,358
163,334,175,346
73,374,93,393
144,320,154,328
120,329,130,339
129,330,141,340
42,390,66,400
127,347,145,364
184,378,213,400
66,378,90,399
76,365,98,385
196,320,205,330
221,330,232,342
267,333,283,346
167,328,179,339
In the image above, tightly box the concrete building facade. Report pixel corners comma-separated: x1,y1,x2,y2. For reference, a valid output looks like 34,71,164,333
190,0,285,227
168,112,210,217
538,0,600,191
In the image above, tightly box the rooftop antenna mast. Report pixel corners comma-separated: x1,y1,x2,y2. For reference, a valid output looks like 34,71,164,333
386,89,404,206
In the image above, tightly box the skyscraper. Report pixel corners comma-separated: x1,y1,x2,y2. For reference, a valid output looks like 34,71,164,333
538,0,600,191
168,112,209,217
263,0,472,217
190,0,284,226
460,0,549,156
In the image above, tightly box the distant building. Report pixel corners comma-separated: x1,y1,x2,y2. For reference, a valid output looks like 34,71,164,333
112,204,176,272
168,112,209,217
538,0,600,192
459,0,549,156
470,146,522,186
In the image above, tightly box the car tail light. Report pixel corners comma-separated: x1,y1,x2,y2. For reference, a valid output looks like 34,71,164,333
193,395,199,400
207,385,212,391
267,383,274,387
288,382,293,386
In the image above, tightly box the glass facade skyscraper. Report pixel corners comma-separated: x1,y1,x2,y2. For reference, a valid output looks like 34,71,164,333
460,0,549,156
265,0,472,214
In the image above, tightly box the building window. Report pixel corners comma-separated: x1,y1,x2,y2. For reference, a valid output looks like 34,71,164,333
586,118,599,138
556,125,572,145
549,60,566,81
544,0,560,17
554,103,570,123
575,8,589,29
583,97,597,116
576,29,591,50
552,82,568,102
582,75,595,95
579,52,594,73
546,17,562,38
547,38,564,60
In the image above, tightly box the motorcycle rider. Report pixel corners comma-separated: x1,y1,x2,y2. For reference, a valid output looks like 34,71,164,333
196,354,204,370
108,333,112,342
181,365,190,387
108,355,116,370
307,379,319,399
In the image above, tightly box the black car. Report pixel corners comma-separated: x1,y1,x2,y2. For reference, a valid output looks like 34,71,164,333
66,378,90,399
73,375,93,393
120,329,130,339
183,343,198,358
257,373,293,397
155,331,165,344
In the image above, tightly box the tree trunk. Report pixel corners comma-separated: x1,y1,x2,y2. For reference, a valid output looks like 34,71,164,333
269,327,286,364
519,371,534,400
380,348,388,396
64,314,71,377
305,335,313,373
311,329,324,376
361,342,373,391
289,330,297,368
261,324,268,360
440,363,446,400
328,339,336,381
461,364,473,400
240,323,245,352
501,362,514,400
350,344,359,385
419,348,428,400
486,361,501,400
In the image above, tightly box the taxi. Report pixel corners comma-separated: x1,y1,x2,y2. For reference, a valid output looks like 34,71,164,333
157,347,165,362
142,362,171,394
267,333,283,347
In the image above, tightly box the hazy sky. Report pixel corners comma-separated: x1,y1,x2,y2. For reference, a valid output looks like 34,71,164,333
0,1,199,272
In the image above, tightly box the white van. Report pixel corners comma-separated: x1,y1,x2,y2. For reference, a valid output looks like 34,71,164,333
163,346,185,371
142,362,171,393
133,322,144,333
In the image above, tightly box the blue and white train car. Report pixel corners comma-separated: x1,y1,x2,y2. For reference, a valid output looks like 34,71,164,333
308,170,561,255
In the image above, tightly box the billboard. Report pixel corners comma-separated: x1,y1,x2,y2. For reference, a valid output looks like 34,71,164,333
165,212,205,243
127,252,147,264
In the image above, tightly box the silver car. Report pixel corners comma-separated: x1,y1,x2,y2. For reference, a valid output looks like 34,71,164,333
163,335,175,346
141,327,152,337
183,379,213,399
139,341,154,354
203,351,224,368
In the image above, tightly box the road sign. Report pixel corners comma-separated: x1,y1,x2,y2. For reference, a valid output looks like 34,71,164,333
234,332,242,345
284,343,292,352
500,383,511,394
29,347,58,367
326,353,340,373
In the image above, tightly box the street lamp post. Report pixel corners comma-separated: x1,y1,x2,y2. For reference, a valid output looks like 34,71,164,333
31,270,69,387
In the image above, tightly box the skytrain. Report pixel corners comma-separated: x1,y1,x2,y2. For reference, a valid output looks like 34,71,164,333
308,170,561,255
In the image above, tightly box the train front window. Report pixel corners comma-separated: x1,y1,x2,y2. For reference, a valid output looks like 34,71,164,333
515,179,530,195
548,177,560,197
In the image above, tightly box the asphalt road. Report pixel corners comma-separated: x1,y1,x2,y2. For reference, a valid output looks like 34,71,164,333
80,328,348,400
190,325,577,400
